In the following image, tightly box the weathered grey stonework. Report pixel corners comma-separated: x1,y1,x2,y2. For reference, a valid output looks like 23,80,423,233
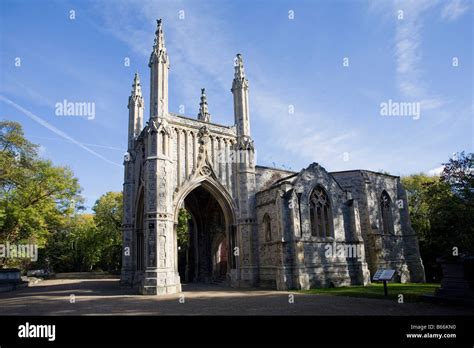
120,20,425,294
330,170,425,283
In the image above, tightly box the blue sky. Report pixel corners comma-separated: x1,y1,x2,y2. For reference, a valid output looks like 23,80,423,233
1,0,472,209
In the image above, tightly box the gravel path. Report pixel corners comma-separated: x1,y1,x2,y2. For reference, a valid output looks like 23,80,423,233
0,278,470,316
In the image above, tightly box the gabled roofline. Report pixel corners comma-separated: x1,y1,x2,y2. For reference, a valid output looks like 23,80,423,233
330,169,400,179
255,165,297,174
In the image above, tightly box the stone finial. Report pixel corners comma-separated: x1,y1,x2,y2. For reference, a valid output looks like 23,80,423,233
131,72,142,97
231,53,248,93
129,73,143,108
154,19,164,49
197,88,211,122
234,53,245,80
149,18,166,66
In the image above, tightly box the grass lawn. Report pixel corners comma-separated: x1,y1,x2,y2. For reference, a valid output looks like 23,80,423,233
300,283,440,302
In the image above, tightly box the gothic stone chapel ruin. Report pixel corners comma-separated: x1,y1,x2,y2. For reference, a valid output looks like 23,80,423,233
120,20,425,295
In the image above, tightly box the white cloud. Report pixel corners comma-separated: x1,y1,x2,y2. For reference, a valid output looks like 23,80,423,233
251,92,361,170
420,98,445,111
441,0,470,21
391,0,446,115
428,165,444,176
394,2,436,93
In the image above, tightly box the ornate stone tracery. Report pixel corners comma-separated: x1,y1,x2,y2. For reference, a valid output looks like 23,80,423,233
309,186,333,238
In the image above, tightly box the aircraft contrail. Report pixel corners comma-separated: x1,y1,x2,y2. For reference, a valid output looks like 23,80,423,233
29,135,125,152
0,95,122,167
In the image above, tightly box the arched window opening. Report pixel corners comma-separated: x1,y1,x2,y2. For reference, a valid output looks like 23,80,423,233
263,214,272,242
381,190,394,234
310,186,333,238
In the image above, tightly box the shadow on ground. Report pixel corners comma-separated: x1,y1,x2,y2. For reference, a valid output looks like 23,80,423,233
0,278,471,316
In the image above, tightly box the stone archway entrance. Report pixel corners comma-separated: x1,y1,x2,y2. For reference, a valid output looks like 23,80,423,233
177,185,230,284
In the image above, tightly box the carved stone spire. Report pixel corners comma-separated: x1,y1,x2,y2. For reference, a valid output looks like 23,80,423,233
150,19,165,61
231,53,250,136
131,72,142,98
128,73,144,149
234,53,246,81
148,18,169,119
231,53,257,287
197,88,211,123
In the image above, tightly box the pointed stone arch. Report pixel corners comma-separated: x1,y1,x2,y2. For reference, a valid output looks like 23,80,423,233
309,185,334,238
172,176,237,284
173,176,237,227
380,190,394,235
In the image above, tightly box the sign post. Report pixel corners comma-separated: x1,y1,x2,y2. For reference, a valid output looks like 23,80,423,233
372,269,396,297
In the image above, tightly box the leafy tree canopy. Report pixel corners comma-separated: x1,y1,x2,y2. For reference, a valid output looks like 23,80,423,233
402,152,473,281
0,121,81,248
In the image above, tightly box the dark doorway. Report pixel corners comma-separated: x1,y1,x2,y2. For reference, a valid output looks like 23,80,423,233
177,186,228,284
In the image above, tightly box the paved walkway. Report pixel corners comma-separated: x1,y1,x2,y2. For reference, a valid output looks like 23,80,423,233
0,278,470,316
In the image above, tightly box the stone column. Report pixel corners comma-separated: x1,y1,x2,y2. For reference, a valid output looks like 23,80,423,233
289,189,309,290
233,137,259,287
122,72,143,286
140,120,181,295
120,158,134,286
347,192,370,285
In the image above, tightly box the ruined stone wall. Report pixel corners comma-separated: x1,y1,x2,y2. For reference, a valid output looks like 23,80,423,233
255,166,296,192
255,164,371,289
332,170,425,282
255,186,281,288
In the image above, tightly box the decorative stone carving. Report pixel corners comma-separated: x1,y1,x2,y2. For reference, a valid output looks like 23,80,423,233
148,119,159,134
198,126,210,145
235,136,254,151
200,166,212,176
197,88,211,123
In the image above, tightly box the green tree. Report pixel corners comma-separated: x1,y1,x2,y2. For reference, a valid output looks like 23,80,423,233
92,192,123,272
427,152,474,257
43,214,100,272
177,208,191,248
402,152,474,281
0,121,81,267
70,214,102,272
401,174,438,242
39,192,123,273
176,208,191,281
